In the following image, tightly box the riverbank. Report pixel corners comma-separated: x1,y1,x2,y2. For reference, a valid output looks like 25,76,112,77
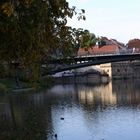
0,77,54,93
0,78,33,93
0,74,109,94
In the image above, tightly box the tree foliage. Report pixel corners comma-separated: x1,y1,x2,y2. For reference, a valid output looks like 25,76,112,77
80,30,97,49
0,0,87,81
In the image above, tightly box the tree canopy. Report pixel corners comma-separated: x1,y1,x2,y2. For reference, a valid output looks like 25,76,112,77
0,0,96,82
80,30,97,49
0,0,87,62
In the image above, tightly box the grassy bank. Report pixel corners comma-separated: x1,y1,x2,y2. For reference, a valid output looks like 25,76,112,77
0,76,54,94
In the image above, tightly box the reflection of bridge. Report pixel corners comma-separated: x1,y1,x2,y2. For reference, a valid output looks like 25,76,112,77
47,53,140,74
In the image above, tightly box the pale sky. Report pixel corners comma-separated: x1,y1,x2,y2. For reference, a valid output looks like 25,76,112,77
67,0,140,44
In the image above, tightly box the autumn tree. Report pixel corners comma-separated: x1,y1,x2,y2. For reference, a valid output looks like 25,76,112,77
0,0,86,83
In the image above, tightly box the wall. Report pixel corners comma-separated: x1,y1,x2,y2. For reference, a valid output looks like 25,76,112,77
111,61,134,79
95,61,140,79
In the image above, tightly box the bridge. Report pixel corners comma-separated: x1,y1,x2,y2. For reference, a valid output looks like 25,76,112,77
46,53,140,75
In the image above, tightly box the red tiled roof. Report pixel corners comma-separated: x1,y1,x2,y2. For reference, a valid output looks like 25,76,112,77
127,39,140,48
78,45,119,56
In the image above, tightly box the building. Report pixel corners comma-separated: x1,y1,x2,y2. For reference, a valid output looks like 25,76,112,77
127,38,140,53
77,37,140,79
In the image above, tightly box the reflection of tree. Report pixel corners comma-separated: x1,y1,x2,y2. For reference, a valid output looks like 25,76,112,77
9,95,17,129
21,107,47,140
0,95,18,140
0,93,54,140
16,94,54,140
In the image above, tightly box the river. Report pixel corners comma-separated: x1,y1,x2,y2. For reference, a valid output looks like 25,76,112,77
0,79,140,140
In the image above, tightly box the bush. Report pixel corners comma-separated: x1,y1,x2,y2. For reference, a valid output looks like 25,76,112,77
0,83,8,93
0,64,7,78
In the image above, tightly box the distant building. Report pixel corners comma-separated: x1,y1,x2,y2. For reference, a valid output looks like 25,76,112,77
127,38,140,53
78,37,126,56
96,61,135,79
77,37,140,79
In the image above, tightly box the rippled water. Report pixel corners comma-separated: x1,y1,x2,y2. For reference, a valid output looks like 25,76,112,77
0,79,140,140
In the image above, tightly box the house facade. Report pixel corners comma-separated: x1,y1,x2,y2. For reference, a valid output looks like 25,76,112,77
77,37,140,79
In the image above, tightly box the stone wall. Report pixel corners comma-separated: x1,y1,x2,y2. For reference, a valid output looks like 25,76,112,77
111,61,134,79
96,61,140,79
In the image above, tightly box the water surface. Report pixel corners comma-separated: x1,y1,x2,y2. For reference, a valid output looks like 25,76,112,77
0,79,140,140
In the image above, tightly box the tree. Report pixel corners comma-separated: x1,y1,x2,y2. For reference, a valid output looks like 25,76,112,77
80,30,97,50
0,0,86,82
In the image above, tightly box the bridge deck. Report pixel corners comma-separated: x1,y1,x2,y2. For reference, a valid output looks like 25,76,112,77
45,53,140,74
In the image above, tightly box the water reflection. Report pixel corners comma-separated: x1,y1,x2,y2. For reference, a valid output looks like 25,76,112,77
78,82,117,107
112,79,140,106
0,79,140,140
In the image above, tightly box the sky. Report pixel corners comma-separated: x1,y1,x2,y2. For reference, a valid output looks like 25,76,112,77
67,0,140,44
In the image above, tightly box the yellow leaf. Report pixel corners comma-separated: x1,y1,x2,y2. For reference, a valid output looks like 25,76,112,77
1,3,13,17
21,0,33,5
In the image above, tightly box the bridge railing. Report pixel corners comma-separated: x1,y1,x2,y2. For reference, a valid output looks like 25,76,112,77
77,48,140,57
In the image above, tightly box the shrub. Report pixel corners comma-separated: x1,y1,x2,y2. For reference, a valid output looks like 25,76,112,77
0,83,8,93
0,64,7,78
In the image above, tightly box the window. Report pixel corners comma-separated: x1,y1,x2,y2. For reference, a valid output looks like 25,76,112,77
117,69,120,72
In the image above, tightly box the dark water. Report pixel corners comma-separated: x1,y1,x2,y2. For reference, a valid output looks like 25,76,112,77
0,79,140,140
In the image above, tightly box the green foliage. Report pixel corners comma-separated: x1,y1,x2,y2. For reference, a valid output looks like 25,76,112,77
0,78,33,91
0,0,91,83
0,83,8,93
80,31,97,49
0,63,7,78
